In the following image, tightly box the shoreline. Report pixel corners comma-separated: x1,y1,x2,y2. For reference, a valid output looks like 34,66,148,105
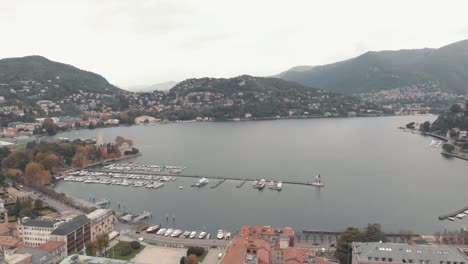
2,113,436,142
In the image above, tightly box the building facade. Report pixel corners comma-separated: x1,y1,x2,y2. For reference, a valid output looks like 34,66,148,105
352,242,468,264
49,215,91,256
86,209,113,242
17,220,63,247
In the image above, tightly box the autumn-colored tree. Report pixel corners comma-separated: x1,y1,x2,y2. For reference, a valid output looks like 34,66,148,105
96,233,110,256
1,150,31,171
40,154,60,173
85,241,97,256
115,136,133,147
187,254,199,264
25,162,51,185
4,169,23,180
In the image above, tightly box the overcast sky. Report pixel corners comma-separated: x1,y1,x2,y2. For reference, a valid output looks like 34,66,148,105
1,0,468,89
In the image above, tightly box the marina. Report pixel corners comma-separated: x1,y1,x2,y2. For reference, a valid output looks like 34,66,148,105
63,163,326,190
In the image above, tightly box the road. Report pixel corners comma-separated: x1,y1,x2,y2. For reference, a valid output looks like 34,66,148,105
25,187,83,215
203,248,225,264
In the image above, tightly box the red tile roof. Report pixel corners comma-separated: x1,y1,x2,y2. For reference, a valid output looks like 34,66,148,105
283,247,314,264
36,241,66,252
0,236,21,247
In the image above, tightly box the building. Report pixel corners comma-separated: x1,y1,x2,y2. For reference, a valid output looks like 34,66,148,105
12,240,67,264
49,215,90,256
134,115,160,124
0,236,21,256
17,220,63,246
86,209,113,242
5,188,33,204
221,226,319,264
351,242,468,264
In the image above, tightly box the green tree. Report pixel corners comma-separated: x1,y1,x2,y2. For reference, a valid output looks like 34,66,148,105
180,256,187,264
119,243,132,256
336,227,364,264
364,223,386,242
443,143,455,153
406,122,415,129
0,147,11,166
85,241,97,256
419,121,431,133
34,198,44,211
96,233,110,256
187,254,199,264
130,240,140,250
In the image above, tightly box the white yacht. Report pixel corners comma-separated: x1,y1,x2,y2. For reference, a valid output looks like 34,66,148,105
217,230,224,239
164,228,173,236
268,181,276,189
156,228,166,235
276,181,283,191
198,231,207,239
189,231,198,239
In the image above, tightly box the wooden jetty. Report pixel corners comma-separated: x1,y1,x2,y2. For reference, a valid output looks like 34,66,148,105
211,179,226,188
236,179,248,188
87,168,317,187
133,211,151,222
95,199,110,207
439,205,468,220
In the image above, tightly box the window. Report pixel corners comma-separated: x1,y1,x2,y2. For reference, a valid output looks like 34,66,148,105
389,258,393,262
368,257,372,261
409,260,414,263
382,258,386,261
403,259,407,263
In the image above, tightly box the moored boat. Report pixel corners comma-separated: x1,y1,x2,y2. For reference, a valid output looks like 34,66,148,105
276,181,283,191
156,228,166,235
257,179,266,190
268,181,276,189
171,229,183,237
198,231,207,239
189,231,198,239
164,228,173,236
146,225,160,233
217,230,224,239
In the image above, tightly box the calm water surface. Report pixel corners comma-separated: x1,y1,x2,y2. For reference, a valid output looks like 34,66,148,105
53,116,468,235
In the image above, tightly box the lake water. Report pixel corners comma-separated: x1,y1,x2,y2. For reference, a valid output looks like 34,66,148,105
53,116,468,236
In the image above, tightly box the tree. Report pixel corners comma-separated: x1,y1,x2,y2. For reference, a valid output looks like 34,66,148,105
443,143,455,153
187,254,199,264
406,122,415,129
364,223,386,242
40,154,60,173
96,233,110,256
0,147,11,166
450,104,463,113
187,247,205,257
130,240,140,249
419,121,431,133
25,162,51,185
180,256,187,264
85,241,97,256
336,227,364,264
4,169,23,180
119,243,132,256
34,198,44,211
1,150,31,171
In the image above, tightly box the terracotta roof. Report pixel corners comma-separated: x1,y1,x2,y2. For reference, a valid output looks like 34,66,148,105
0,222,16,235
0,235,21,247
36,240,66,252
283,247,314,264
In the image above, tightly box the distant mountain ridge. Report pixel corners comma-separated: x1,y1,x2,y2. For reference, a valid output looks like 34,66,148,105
127,81,178,92
278,39,468,95
0,55,121,95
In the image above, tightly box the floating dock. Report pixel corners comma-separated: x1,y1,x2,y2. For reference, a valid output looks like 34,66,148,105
95,199,110,207
211,179,226,188
133,211,151,222
236,179,247,188
439,205,468,220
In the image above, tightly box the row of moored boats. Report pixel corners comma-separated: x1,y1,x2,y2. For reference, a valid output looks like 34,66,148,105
146,225,231,240
103,163,186,174
447,210,468,221
253,179,282,191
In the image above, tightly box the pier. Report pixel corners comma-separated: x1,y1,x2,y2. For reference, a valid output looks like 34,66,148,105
439,205,468,220
302,230,420,243
210,179,226,188
236,179,247,188
95,199,110,207
86,168,317,187
133,211,151,222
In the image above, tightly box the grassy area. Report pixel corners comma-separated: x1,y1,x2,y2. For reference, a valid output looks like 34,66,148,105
198,250,208,262
107,241,145,261
38,208,56,216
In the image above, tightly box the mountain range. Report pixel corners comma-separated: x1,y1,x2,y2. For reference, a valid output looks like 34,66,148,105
125,81,179,92
0,55,121,97
277,39,468,95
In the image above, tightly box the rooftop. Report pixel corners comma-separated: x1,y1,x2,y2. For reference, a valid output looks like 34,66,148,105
0,235,21,247
353,242,468,263
283,247,315,264
22,219,57,228
51,215,89,236
7,187,31,198
86,208,111,220
16,248,50,264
